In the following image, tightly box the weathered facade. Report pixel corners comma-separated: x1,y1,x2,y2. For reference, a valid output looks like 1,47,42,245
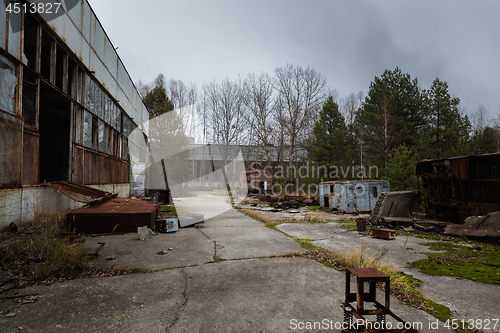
0,0,149,228
319,180,390,213
417,153,500,223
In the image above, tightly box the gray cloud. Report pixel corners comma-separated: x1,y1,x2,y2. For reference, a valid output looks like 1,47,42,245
89,0,500,119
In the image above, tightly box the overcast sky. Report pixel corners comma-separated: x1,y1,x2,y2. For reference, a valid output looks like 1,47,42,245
87,0,500,120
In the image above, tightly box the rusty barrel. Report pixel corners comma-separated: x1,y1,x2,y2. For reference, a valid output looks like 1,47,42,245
356,218,367,232
266,195,279,202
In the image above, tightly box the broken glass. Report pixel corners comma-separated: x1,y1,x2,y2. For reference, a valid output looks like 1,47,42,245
8,9,21,59
22,70,38,127
74,106,82,144
0,54,18,114
83,110,92,148
98,119,104,152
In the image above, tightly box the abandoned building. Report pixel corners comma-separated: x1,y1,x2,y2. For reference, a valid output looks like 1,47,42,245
417,152,500,223
319,180,390,213
0,0,149,229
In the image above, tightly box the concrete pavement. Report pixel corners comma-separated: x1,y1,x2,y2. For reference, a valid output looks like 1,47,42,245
0,207,463,333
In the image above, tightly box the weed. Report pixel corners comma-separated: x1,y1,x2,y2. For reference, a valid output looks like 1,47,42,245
307,206,322,211
0,212,91,284
302,211,329,223
416,234,442,241
239,208,282,228
412,242,500,284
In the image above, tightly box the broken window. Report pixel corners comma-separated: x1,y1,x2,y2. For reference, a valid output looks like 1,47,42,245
74,106,82,144
40,29,52,80
330,184,334,193
122,138,128,160
0,0,6,49
83,110,92,147
91,115,98,149
23,12,39,72
68,58,77,99
85,75,92,111
55,44,66,91
98,119,104,152
22,69,38,127
372,186,378,198
77,68,85,104
0,53,18,114
8,6,21,59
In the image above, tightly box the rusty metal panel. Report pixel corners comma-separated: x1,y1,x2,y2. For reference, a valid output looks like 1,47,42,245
0,112,22,187
417,153,500,223
67,197,158,233
22,129,40,185
83,150,93,184
72,146,84,183
92,152,100,184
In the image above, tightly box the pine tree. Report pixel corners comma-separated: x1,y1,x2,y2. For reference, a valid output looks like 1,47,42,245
143,86,174,118
422,78,470,158
307,96,348,165
356,68,424,169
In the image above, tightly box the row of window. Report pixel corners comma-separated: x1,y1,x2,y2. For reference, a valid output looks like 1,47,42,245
0,5,138,161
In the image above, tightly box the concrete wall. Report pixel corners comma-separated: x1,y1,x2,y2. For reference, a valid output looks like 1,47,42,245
0,187,84,229
0,183,130,230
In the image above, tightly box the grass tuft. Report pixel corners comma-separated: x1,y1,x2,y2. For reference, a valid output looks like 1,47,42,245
0,212,91,284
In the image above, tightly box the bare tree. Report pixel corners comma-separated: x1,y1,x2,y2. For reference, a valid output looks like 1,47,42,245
340,91,364,125
203,78,247,158
135,79,151,99
470,103,490,134
274,63,327,167
243,72,277,167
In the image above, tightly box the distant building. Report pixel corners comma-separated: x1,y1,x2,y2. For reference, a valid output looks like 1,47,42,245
0,1,149,228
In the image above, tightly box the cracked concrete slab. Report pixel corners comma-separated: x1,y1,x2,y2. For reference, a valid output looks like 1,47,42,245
85,228,214,271
0,271,186,333
277,222,343,240
0,259,452,333
169,258,451,333
200,210,305,260
277,222,500,333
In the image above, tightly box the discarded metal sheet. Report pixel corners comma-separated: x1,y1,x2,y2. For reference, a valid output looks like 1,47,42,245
177,214,204,228
369,229,396,240
302,198,319,206
283,195,304,202
369,191,418,225
444,211,500,240
282,201,299,209
67,197,159,234
47,181,115,204
417,152,500,223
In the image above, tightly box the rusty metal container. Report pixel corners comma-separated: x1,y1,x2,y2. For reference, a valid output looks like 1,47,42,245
266,195,279,202
356,218,367,231
369,229,396,240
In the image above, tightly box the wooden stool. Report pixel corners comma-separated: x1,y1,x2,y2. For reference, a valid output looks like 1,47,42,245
342,267,420,333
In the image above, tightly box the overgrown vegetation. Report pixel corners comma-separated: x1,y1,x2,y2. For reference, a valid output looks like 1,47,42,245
0,213,91,284
292,239,452,322
412,242,500,285
241,209,460,324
